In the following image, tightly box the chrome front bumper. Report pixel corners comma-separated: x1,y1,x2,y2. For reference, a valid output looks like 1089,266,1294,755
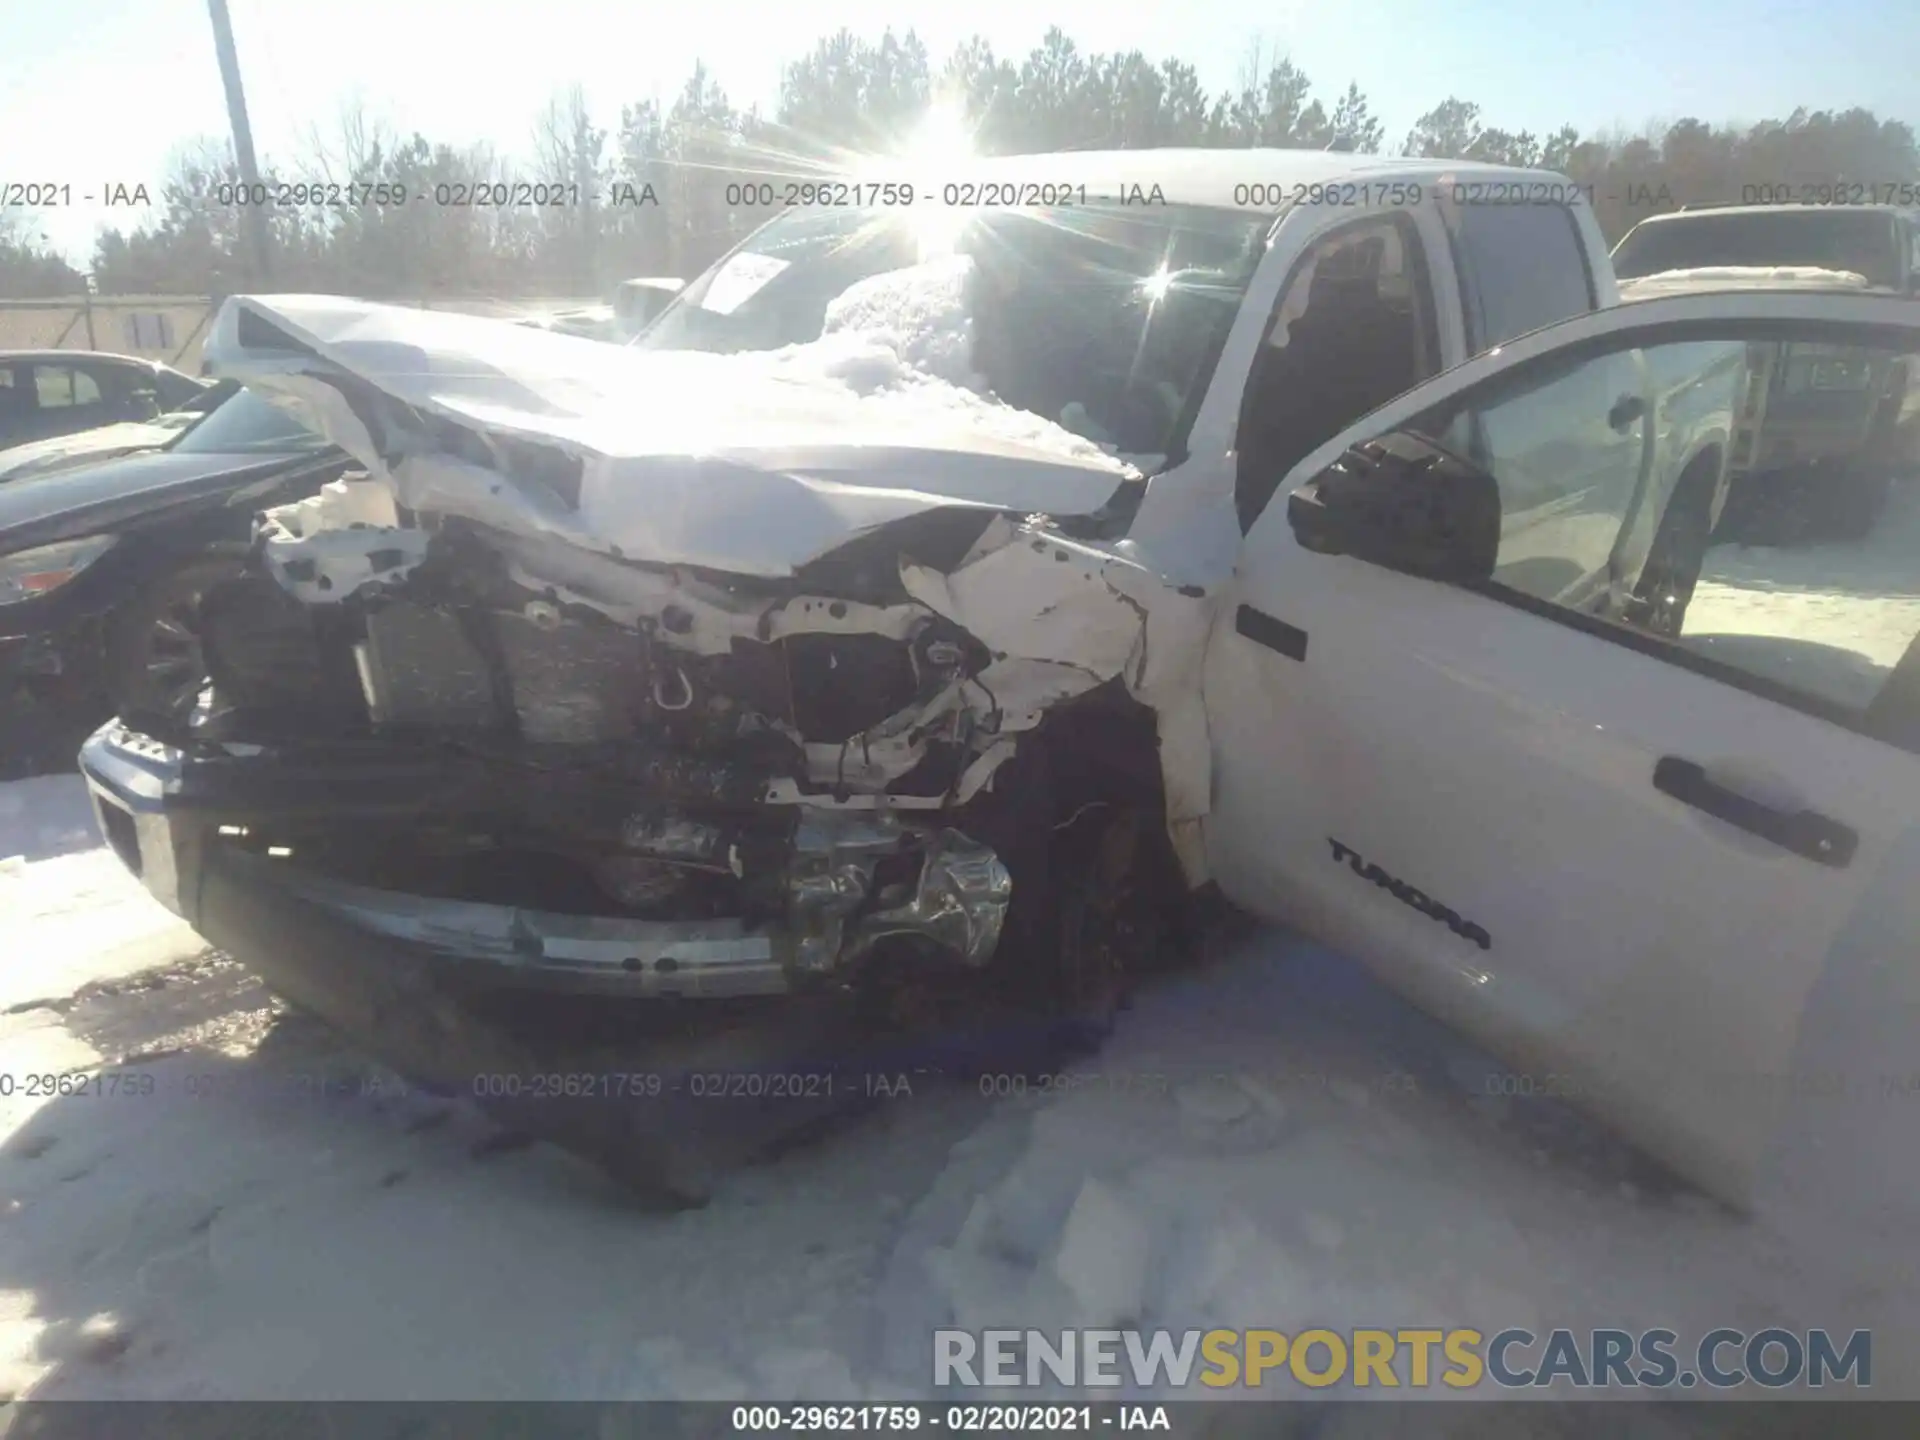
79,722,200,919
76,722,1011,1000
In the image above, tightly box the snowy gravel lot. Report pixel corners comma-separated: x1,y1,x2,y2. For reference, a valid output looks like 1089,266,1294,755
1,765,1914,1423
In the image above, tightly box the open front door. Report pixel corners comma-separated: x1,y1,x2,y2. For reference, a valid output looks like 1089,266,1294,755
1205,291,1920,1209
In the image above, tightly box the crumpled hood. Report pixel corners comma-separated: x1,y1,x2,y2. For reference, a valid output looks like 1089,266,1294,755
204,294,1138,576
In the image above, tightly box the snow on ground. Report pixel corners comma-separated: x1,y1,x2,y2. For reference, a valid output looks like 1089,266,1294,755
0,782,996,1403
0,778,206,1012
1689,482,1920,704
881,944,1919,1399
2,777,1914,1417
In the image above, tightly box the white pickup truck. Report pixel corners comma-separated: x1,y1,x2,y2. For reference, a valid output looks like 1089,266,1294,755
77,148,1920,1211
1613,205,1920,540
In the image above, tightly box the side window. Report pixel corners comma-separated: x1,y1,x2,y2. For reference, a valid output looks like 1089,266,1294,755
154,370,202,410
1234,212,1441,530
32,367,76,408
1687,334,1920,745
1451,203,1594,351
1424,345,1661,608
31,366,100,409
1405,326,1920,752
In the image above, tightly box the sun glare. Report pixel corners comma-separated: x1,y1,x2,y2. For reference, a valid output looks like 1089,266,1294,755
898,102,977,258
902,102,975,169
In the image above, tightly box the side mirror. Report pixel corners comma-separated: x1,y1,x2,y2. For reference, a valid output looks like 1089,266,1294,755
1607,394,1647,431
1286,430,1501,585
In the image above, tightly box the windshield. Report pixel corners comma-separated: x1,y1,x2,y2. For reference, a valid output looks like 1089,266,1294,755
166,378,238,418
1612,209,1901,286
638,203,1268,458
168,385,333,455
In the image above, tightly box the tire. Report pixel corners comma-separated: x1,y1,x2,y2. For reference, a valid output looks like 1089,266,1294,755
102,555,245,722
1045,806,1161,1049
959,804,1180,1064
852,804,1183,1083
1832,462,1893,542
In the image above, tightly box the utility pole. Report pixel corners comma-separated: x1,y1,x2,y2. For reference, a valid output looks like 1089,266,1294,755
205,0,272,286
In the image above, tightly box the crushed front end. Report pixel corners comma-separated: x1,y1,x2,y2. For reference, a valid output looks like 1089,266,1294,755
81,295,1208,1016
85,518,1027,998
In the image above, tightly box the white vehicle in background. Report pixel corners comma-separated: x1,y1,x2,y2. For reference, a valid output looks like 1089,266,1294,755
1612,203,1920,297
1614,205,1920,539
76,149,1920,1216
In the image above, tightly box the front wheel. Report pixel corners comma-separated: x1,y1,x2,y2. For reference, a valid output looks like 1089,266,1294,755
856,805,1184,1076
1043,807,1166,1048
103,555,245,722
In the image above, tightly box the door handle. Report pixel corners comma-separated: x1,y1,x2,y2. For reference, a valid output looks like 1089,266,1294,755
1652,756,1858,867
1607,394,1647,432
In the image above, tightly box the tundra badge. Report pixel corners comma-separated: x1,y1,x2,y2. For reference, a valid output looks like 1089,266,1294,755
1328,838,1491,951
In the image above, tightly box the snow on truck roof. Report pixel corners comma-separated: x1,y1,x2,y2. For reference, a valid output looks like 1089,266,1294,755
1617,265,1874,300
851,148,1580,212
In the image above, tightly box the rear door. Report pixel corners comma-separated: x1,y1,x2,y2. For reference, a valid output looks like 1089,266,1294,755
1206,291,1920,1210
0,363,34,448
1441,197,1654,606
25,360,112,439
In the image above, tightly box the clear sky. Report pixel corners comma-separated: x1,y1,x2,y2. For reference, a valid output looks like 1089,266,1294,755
3,0,1913,267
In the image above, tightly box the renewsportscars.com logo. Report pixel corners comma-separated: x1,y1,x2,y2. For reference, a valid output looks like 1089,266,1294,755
934,1327,1872,1391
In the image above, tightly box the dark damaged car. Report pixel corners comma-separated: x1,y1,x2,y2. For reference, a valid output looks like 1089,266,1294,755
1,386,349,772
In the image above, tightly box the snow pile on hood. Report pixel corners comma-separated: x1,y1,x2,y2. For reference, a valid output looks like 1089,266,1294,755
751,254,1129,472
815,253,979,389
1619,265,1874,300
750,254,1133,475
754,343,1130,476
